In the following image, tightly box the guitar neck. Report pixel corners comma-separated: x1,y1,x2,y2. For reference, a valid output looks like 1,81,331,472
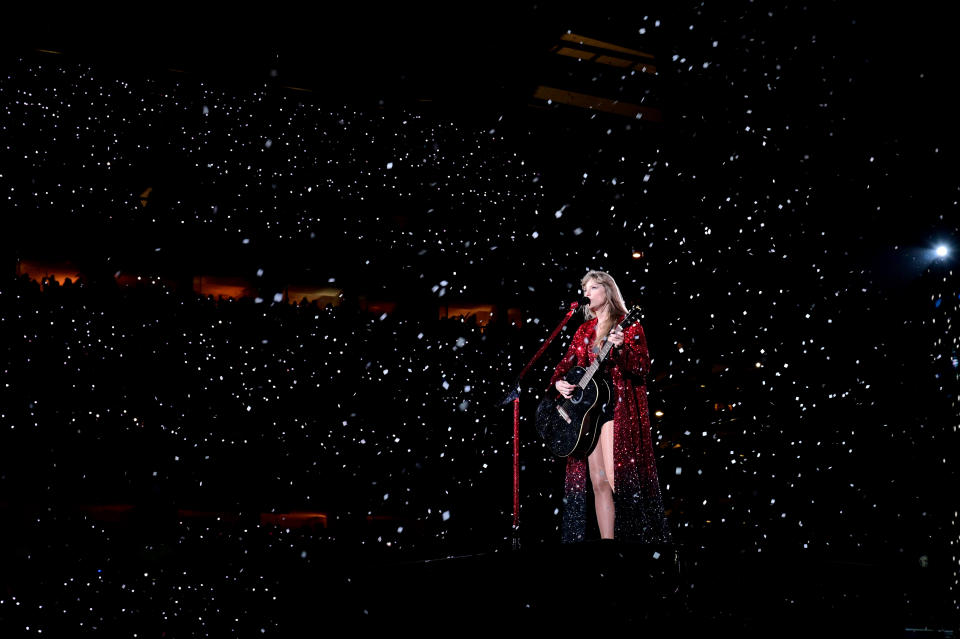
576,331,616,389
573,307,641,390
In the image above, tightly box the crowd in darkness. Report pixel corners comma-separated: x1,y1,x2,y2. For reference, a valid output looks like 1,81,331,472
3,269,581,631
2,13,958,627
2,271,569,549
1,265,951,632
3,268,945,555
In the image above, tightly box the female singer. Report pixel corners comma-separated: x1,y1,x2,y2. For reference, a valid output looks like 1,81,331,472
548,270,671,542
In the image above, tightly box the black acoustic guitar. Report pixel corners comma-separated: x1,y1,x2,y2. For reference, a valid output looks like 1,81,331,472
536,307,643,458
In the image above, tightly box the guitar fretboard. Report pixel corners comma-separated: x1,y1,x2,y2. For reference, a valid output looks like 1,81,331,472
577,339,614,389
563,307,640,400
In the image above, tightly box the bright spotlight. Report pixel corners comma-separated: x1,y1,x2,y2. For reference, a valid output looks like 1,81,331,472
936,245,948,258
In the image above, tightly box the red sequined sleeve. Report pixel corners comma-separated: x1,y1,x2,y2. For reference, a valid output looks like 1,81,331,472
610,323,650,383
548,324,582,390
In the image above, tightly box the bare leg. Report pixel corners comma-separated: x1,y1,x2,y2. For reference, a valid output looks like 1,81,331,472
588,419,616,539
600,419,615,494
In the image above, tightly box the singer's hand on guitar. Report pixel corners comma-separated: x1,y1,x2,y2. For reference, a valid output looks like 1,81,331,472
555,380,576,398
609,326,624,347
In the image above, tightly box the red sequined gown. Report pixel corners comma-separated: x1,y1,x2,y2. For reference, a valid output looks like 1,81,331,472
548,316,672,543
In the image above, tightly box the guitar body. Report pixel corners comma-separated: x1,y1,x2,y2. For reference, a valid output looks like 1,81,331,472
536,366,614,458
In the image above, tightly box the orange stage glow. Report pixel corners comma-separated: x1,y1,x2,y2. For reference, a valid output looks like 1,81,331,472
193,275,256,300
259,511,328,529
560,33,654,60
594,55,633,68
17,259,86,285
76,505,330,529
556,47,596,61
440,304,494,326
532,85,662,121
290,285,342,307
115,273,176,288
438,305,522,329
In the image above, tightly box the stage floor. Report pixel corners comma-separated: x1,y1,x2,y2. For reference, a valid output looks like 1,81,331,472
2,505,950,637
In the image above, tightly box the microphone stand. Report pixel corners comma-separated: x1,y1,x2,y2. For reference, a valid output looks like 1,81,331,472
497,301,580,551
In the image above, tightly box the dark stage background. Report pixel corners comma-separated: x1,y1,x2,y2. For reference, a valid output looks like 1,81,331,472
1,3,957,635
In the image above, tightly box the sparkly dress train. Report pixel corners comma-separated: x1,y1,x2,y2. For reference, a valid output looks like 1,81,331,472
548,316,672,543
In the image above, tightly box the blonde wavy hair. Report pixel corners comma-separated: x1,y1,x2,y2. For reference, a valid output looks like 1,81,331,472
580,270,629,346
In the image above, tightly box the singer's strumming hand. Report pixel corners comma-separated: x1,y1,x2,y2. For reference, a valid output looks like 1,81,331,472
555,380,575,398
